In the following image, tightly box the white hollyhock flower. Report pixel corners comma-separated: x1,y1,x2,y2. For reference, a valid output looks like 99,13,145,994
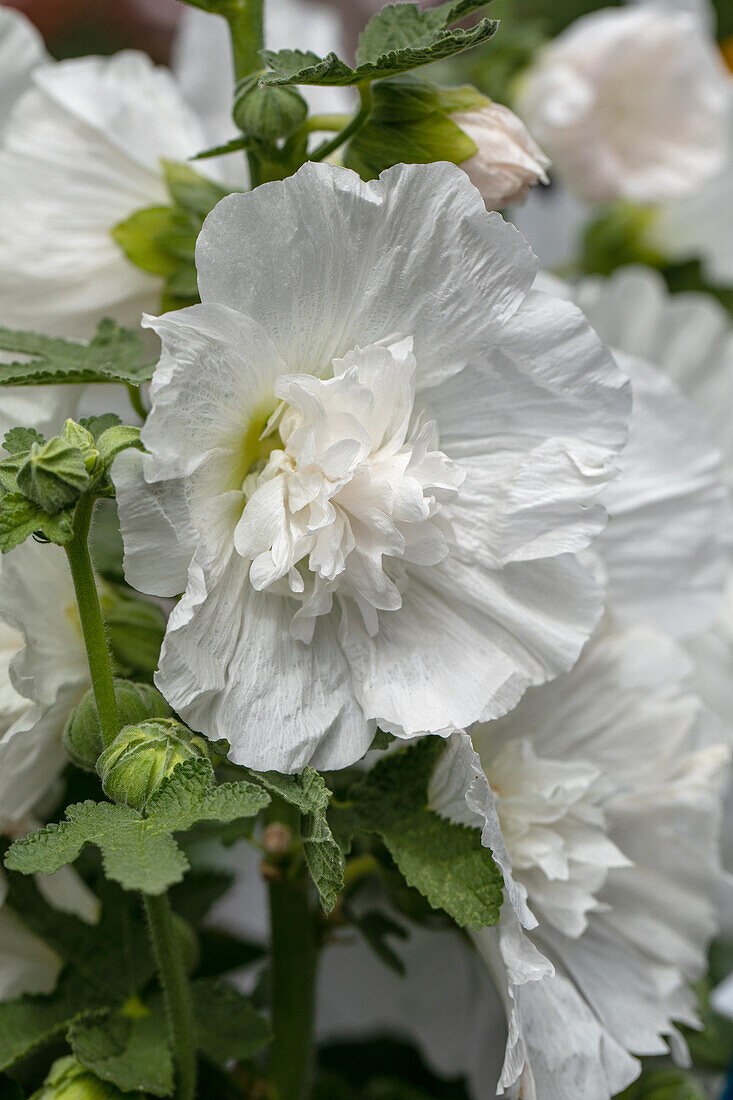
515,4,729,204
113,160,630,772
0,541,90,826
450,101,550,210
0,50,211,338
536,269,730,639
0,5,46,135
430,626,729,1098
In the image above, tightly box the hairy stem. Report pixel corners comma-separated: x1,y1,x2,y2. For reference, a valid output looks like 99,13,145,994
309,81,373,163
64,493,119,748
266,801,319,1099
144,893,197,1100
225,0,265,83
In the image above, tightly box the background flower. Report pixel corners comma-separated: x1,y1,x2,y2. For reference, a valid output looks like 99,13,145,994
515,4,729,204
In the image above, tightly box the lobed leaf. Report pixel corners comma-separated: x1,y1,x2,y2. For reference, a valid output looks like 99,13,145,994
261,1,497,87
0,493,74,552
0,318,153,387
350,739,503,930
192,979,271,1063
68,1004,174,1097
146,758,270,834
0,971,106,1071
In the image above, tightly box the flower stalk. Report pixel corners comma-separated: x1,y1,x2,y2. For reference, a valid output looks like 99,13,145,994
266,801,319,1100
64,493,119,749
310,82,373,163
144,893,198,1100
66,492,198,1100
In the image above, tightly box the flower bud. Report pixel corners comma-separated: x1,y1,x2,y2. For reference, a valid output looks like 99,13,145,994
451,101,550,210
233,74,307,141
97,718,211,811
63,681,171,771
17,437,90,514
31,1055,143,1099
61,419,99,473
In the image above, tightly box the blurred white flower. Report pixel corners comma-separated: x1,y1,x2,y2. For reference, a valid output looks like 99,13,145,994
0,51,211,338
516,4,729,204
538,269,731,639
650,80,733,286
0,4,46,135
0,541,89,828
450,100,550,210
114,160,630,772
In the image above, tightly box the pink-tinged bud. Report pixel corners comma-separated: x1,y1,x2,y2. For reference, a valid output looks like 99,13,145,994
451,102,550,210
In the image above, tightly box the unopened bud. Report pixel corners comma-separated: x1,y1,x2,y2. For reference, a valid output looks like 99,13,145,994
97,718,211,811
451,101,550,210
233,75,307,141
31,1055,141,1099
17,437,90,513
63,681,171,771
61,420,99,472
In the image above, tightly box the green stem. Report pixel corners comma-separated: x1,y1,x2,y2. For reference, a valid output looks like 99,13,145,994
126,382,146,422
309,82,373,163
267,874,318,1100
306,113,350,133
145,893,197,1100
64,494,119,749
224,0,265,82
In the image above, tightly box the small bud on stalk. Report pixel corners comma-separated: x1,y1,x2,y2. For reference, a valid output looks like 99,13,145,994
233,74,307,141
451,100,550,209
63,680,171,771
97,718,211,811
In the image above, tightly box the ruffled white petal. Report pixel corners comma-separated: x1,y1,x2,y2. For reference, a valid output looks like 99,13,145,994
196,161,537,390
573,264,733,492
595,351,728,637
157,552,374,772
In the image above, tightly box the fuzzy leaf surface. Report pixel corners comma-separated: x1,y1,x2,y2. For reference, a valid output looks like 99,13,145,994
0,319,153,386
250,768,344,913
0,493,74,552
193,979,271,1063
351,739,503,929
261,1,496,86
68,1004,173,1097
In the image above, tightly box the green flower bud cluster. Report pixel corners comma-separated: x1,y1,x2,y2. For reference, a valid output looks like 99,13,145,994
63,680,171,771
98,718,211,811
233,73,307,142
0,417,142,554
31,1055,146,1099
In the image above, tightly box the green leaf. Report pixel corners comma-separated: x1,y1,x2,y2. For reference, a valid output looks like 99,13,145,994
6,763,270,894
0,493,74,552
68,1004,173,1097
251,769,344,913
344,79,478,180
356,0,492,63
261,1,497,87
3,427,44,454
615,1067,706,1099
0,319,153,388
112,206,184,278
146,759,270,834
161,160,228,219
349,909,409,975
351,740,503,929
192,979,271,1063
0,970,106,1071
4,801,188,896
95,425,142,470
79,413,122,441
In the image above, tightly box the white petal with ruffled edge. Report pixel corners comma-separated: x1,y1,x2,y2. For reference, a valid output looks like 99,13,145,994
0,5,46,135
117,161,630,770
